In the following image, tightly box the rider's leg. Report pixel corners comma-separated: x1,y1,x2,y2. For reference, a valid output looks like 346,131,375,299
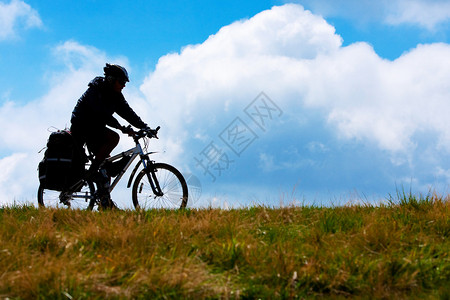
93,128,120,163
86,128,120,175
70,125,118,209
86,128,120,209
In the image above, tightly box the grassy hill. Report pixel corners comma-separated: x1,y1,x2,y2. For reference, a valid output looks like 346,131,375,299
0,193,448,299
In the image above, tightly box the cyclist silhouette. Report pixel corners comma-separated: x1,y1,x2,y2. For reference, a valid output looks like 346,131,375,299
70,63,149,208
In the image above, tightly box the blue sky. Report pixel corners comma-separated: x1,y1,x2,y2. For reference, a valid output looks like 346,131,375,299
1,0,450,208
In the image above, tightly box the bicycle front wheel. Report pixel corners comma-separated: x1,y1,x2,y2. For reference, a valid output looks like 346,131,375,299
37,180,96,210
132,163,188,210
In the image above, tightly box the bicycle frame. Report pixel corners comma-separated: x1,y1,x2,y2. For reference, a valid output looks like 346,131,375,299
38,126,187,210
103,146,140,191
100,136,163,196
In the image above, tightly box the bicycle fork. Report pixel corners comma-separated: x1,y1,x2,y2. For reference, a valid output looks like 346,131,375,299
145,168,164,197
139,158,164,197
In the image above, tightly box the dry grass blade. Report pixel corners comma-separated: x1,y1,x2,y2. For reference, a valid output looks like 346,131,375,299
0,193,448,299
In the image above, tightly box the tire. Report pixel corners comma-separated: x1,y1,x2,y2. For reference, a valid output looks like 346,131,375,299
132,163,188,210
37,180,96,210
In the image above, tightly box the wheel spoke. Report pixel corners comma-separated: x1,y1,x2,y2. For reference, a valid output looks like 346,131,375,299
38,181,95,210
132,163,188,210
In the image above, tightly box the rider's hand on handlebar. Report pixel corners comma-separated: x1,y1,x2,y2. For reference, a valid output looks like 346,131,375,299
145,126,159,139
120,125,134,136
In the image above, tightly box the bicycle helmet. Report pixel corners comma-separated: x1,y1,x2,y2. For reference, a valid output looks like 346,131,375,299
104,63,129,82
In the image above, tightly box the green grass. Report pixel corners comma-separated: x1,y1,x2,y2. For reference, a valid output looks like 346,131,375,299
0,193,449,299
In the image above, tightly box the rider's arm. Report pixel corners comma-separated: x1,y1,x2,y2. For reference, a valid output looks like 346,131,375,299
106,115,122,130
115,95,147,129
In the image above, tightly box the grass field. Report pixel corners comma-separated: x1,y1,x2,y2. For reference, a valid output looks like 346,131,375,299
0,193,448,299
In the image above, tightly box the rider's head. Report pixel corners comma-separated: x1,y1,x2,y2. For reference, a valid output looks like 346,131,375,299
104,63,129,91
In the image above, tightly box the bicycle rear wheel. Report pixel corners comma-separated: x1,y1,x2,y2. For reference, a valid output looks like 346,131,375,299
132,163,188,210
37,180,96,210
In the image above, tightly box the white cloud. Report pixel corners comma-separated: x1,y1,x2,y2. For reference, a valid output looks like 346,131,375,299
0,41,134,204
137,3,450,202
385,0,450,30
0,41,108,152
298,0,389,23
141,4,450,158
0,153,32,204
307,141,329,153
299,0,450,30
140,4,342,161
2,3,450,204
0,0,42,41
304,41,450,158
259,149,316,173
259,153,276,172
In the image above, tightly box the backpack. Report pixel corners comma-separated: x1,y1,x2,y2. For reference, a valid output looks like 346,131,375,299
38,130,86,191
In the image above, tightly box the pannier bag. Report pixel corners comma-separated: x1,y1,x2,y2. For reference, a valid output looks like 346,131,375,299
38,130,85,191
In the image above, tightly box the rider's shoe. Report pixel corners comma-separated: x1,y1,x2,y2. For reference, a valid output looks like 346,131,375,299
59,192,72,207
91,167,116,210
109,200,119,210
98,193,119,210
106,200,119,210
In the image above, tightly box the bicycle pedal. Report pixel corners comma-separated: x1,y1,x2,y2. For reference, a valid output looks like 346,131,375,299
59,193,72,206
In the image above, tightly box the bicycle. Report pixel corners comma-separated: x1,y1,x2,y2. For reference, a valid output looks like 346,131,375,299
37,126,189,210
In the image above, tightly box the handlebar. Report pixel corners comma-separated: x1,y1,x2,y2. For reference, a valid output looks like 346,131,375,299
124,125,160,140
